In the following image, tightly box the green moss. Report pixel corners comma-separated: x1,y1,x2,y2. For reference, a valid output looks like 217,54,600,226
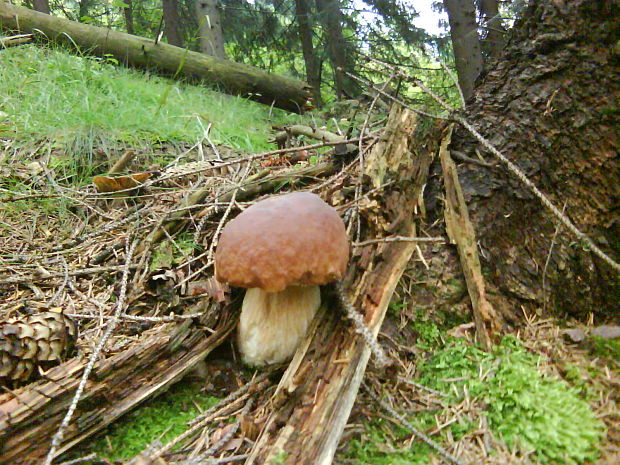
418,336,604,464
87,381,219,461
344,415,436,465
589,336,620,360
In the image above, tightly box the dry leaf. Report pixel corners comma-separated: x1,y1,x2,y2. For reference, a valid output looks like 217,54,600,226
93,172,151,193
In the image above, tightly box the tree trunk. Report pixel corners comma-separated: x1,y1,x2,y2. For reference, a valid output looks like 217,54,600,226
295,0,322,107
443,0,484,101
31,0,50,14
479,0,506,58
194,0,226,59
314,0,359,98
162,0,184,47
123,0,134,35
0,3,312,113
448,0,619,318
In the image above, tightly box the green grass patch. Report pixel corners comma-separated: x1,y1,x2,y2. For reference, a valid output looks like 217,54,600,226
418,336,605,464
0,44,297,151
86,381,219,461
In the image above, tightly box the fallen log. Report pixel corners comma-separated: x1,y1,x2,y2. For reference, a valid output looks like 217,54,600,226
244,107,435,464
0,304,237,464
0,3,311,113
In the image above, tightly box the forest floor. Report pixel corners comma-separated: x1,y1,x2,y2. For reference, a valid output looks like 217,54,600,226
0,44,618,465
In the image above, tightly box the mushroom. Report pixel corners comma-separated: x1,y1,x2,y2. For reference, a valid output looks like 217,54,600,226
214,192,349,366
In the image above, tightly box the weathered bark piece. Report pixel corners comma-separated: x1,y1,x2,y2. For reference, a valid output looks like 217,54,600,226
271,125,345,145
245,107,434,464
0,306,236,464
439,125,500,350
0,3,311,113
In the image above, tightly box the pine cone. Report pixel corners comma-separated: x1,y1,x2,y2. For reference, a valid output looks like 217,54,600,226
0,312,77,383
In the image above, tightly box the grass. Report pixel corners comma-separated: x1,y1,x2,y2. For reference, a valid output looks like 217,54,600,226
84,381,219,462
0,44,298,152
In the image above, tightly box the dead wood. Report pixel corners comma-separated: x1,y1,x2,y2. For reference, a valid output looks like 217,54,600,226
0,3,311,113
270,125,358,156
439,125,501,350
244,107,435,464
0,33,32,48
0,305,237,464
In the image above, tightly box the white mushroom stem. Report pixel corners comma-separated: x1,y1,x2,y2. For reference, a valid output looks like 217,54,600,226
237,285,321,366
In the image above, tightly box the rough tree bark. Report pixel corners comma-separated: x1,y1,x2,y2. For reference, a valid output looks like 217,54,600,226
295,0,322,107
123,0,134,35
162,0,184,47
0,2,311,113
444,0,484,101
448,0,619,318
314,0,360,98
479,0,506,58
195,0,226,59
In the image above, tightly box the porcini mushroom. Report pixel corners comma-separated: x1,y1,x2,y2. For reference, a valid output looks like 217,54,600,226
214,192,349,366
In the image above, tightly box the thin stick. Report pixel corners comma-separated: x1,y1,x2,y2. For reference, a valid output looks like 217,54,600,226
44,238,138,465
353,236,445,247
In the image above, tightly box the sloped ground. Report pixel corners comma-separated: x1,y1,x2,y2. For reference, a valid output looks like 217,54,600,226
0,45,617,465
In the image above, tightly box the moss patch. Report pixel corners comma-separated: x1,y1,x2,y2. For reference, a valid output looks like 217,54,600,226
86,381,219,461
344,415,436,465
418,336,605,464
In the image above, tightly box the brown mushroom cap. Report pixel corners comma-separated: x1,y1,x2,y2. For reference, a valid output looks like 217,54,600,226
215,192,349,293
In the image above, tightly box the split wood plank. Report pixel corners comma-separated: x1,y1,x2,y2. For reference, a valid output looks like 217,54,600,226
439,124,501,350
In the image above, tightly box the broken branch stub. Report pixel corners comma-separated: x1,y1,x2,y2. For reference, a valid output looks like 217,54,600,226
439,125,501,349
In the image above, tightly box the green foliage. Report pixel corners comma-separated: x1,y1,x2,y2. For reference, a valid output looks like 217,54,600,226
150,232,200,271
0,45,295,152
87,381,219,461
418,336,604,464
410,313,442,351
